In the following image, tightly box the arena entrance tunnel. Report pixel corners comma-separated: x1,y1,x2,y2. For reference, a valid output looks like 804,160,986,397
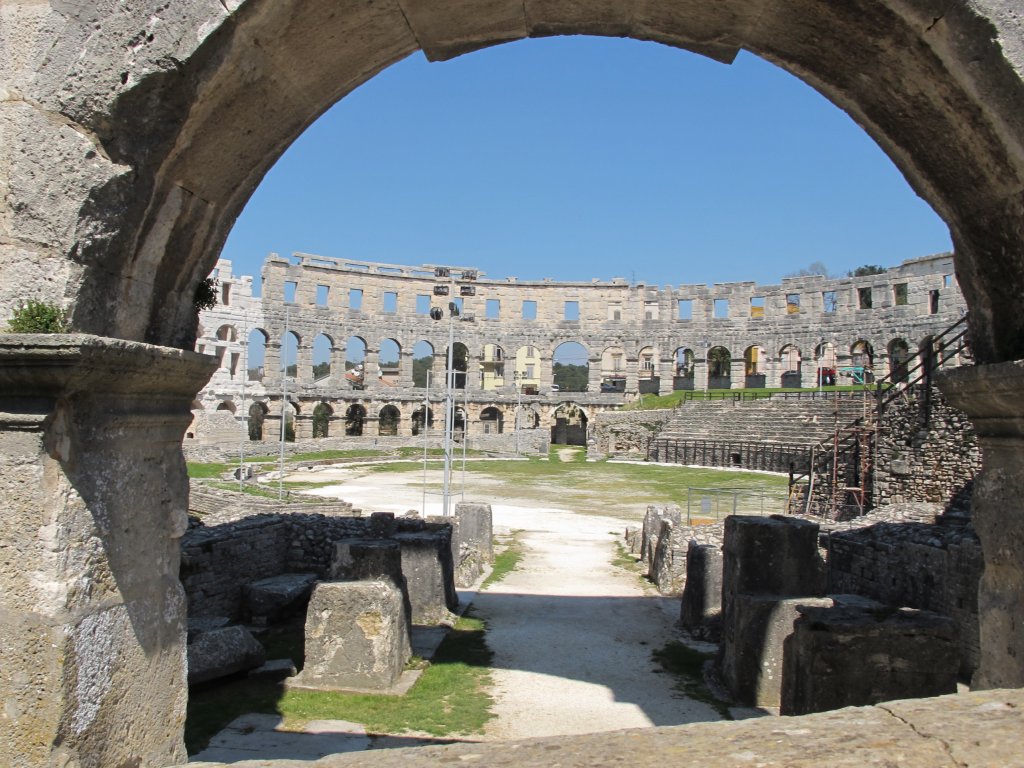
4,2,1024,766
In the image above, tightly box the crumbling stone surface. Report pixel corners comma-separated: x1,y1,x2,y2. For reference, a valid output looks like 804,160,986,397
722,515,826,600
782,604,959,716
395,527,459,624
243,573,318,624
187,626,267,685
452,502,494,588
679,542,723,640
292,581,410,692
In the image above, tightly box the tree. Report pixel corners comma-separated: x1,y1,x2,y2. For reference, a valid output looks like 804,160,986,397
553,362,589,391
849,264,886,277
782,261,833,279
312,361,330,379
312,403,330,438
412,355,433,387
194,277,218,310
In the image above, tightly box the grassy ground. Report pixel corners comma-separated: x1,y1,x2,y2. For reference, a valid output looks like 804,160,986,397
481,532,524,590
650,642,732,720
186,613,495,754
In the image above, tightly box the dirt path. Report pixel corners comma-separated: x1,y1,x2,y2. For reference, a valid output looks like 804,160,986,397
475,505,721,739
291,467,723,740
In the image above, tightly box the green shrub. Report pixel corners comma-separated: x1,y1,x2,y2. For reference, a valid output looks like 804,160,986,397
194,277,218,311
7,300,70,333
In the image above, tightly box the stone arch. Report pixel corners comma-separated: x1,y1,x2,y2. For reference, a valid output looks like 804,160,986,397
888,338,912,382
413,340,436,388
481,343,506,391
379,404,401,436
379,338,401,385
190,399,204,411
744,344,767,388
344,403,367,436
601,345,627,390
346,336,368,388
411,404,435,436
312,332,334,380
215,324,237,342
553,340,589,392
849,340,876,384
312,401,333,438
552,401,589,446
815,341,838,386
215,400,236,413
480,405,504,434
708,345,732,388
780,344,803,388
446,341,470,390
514,344,542,393
248,401,268,441
672,347,695,391
10,5,1024,762
247,328,269,382
282,330,300,378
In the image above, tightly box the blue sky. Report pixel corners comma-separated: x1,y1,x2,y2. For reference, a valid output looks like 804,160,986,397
220,36,951,293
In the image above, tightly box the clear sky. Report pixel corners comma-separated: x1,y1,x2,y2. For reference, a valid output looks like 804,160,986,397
219,35,952,294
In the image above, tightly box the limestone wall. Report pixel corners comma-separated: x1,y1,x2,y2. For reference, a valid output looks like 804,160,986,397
588,409,674,459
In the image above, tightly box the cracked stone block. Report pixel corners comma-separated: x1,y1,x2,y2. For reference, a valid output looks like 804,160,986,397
394,529,458,624
243,572,318,624
187,625,266,685
452,502,494,588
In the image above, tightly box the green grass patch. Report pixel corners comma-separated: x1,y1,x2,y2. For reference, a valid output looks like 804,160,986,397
625,385,886,411
651,641,732,719
185,613,495,755
187,462,235,479
481,532,524,589
286,449,389,462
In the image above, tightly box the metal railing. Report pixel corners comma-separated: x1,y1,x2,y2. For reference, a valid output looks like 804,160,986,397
647,437,811,475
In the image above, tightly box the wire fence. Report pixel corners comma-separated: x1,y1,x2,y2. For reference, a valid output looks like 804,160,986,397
683,486,788,524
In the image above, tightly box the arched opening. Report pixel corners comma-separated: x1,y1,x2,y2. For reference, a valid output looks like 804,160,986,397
637,345,658,394
215,400,236,414
379,339,401,386
849,340,875,384
446,342,469,390
248,402,268,441
601,346,627,393
744,345,766,388
215,324,237,342
453,406,467,440
514,345,542,394
247,328,268,382
815,341,837,386
344,403,367,436
346,336,367,389
480,406,504,434
411,405,434,436
312,402,333,438
673,347,695,391
379,404,401,436
888,338,912,383
281,331,300,379
413,340,435,388
707,346,731,389
780,344,803,388
553,341,589,393
551,402,589,446
312,333,334,380
481,344,506,390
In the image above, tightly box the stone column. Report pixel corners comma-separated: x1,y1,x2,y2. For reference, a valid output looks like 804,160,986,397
0,335,216,768
693,357,709,392
364,346,380,390
264,341,282,387
587,356,603,393
658,354,674,395
939,361,1024,689
730,358,745,389
295,339,313,385
625,358,639,394
539,353,553,393
399,348,415,388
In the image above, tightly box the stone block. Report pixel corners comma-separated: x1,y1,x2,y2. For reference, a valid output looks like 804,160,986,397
721,594,835,707
331,538,412,634
293,581,410,691
394,529,458,624
452,501,494,588
187,625,266,685
641,504,681,563
722,515,826,599
243,572,318,624
680,542,723,640
781,604,959,716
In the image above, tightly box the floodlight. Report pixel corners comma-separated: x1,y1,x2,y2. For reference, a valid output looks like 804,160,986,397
459,285,476,296
433,285,449,296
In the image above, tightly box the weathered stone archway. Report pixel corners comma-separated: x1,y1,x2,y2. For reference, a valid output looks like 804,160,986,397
5,1,1024,765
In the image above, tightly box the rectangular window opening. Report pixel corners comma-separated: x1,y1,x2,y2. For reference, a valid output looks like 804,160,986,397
315,284,329,307
221,282,231,305
894,283,909,306
564,300,580,321
713,298,729,319
786,293,801,314
644,300,659,321
677,299,692,320
609,302,622,321
523,300,537,320
930,289,940,314
284,281,297,303
750,296,765,318
486,299,500,319
823,290,837,314
416,294,430,315
858,286,873,309
349,288,363,310
383,291,398,313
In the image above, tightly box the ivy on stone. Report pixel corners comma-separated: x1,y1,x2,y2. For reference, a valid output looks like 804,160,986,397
7,300,70,333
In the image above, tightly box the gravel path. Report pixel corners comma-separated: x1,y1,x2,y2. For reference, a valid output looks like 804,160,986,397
475,504,722,739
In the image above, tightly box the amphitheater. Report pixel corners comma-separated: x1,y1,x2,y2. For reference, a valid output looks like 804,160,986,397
4,2,1024,767
191,251,966,445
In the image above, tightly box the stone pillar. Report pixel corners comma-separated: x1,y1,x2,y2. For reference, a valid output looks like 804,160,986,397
658,355,674,395
730,358,745,389
0,335,215,768
364,347,380,390
399,348,415,388
295,340,313,385
693,357,709,392
625,358,639,394
264,341,282,387
587,356,603,393
939,361,1024,689
539,353,553,393
452,502,494,587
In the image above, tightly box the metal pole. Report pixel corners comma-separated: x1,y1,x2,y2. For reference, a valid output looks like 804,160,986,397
515,373,521,455
239,322,248,492
461,387,468,500
278,305,289,500
442,302,455,517
422,370,430,516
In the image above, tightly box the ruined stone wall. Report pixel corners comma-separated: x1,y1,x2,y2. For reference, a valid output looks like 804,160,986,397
827,521,982,677
874,386,981,512
588,410,674,459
